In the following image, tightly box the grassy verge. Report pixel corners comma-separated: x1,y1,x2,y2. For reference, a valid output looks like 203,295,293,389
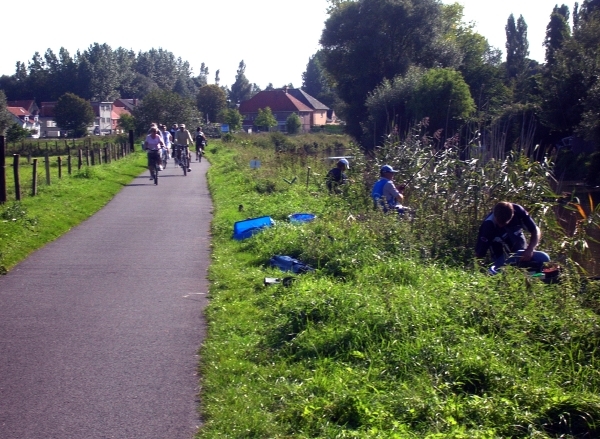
199,135,600,438
0,151,147,273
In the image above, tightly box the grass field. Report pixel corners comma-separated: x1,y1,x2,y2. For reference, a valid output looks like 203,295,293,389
197,134,600,438
0,149,146,273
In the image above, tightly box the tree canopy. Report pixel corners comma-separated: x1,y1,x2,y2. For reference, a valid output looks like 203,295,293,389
0,90,13,134
319,0,461,142
197,85,227,124
254,107,277,131
132,89,201,134
54,93,95,137
229,60,254,105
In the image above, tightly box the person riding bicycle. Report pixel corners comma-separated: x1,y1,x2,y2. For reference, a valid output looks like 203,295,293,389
160,124,172,165
174,123,193,172
195,126,207,160
144,126,165,180
147,123,164,170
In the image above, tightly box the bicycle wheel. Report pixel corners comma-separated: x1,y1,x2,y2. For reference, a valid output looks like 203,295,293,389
154,163,159,185
182,155,187,176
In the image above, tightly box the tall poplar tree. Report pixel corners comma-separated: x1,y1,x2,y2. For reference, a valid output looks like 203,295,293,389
505,14,529,80
229,60,253,105
544,5,571,66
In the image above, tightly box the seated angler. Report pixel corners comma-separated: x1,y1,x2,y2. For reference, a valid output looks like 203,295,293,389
371,164,407,215
326,158,350,193
475,201,551,273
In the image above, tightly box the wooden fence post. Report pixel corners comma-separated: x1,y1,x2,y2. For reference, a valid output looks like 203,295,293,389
0,136,6,204
13,154,21,201
32,159,38,196
85,148,90,166
129,130,134,152
90,148,95,166
58,156,62,179
68,154,72,175
78,149,83,170
44,152,51,186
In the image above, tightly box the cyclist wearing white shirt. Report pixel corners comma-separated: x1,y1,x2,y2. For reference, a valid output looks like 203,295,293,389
144,126,165,180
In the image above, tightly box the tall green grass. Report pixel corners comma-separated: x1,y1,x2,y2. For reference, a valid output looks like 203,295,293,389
199,133,600,438
0,151,147,272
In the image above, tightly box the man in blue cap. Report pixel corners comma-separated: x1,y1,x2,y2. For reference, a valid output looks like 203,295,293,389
326,158,350,193
371,164,406,213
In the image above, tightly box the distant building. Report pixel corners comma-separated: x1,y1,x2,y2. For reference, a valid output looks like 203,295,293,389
11,98,135,137
38,102,61,137
91,102,113,135
238,88,330,133
7,106,41,138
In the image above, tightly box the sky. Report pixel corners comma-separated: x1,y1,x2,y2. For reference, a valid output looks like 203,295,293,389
2,0,567,91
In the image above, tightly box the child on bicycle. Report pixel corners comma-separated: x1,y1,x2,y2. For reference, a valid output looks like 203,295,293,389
195,127,207,161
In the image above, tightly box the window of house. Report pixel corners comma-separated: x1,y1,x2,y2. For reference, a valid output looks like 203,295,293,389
47,120,57,127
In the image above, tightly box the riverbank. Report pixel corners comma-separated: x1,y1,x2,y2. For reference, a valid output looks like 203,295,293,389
198,134,600,437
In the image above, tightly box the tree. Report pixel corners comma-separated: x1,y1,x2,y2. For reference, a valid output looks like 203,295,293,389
54,92,95,137
544,5,571,66
365,66,425,144
220,108,243,132
132,89,201,134
6,123,30,142
254,107,277,131
505,14,529,80
286,113,302,134
0,90,13,134
229,60,253,105
78,43,122,101
302,50,342,109
117,113,136,133
539,5,600,139
197,85,227,123
320,0,459,142
409,68,475,133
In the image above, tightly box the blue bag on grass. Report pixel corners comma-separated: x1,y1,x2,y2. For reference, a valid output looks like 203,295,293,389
269,255,314,274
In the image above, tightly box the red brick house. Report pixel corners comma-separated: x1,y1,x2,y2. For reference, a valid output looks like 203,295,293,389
239,88,329,133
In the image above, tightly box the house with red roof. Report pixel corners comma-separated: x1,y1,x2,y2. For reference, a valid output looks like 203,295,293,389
7,100,39,116
111,106,131,133
239,88,329,133
285,88,332,126
7,106,41,138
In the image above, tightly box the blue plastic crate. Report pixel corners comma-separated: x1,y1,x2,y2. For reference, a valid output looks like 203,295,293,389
233,216,274,240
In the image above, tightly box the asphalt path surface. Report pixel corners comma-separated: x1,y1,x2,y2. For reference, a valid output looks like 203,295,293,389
0,154,211,439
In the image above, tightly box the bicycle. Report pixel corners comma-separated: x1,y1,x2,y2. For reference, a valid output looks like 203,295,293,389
148,149,160,185
196,142,205,162
161,147,169,169
174,144,190,176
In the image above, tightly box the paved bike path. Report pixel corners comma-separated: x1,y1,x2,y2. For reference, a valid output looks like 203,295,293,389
0,157,211,439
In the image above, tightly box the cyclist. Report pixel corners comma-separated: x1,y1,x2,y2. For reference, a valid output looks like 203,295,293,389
144,126,165,180
160,124,172,166
195,126,207,161
148,123,164,170
174,123,193,172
